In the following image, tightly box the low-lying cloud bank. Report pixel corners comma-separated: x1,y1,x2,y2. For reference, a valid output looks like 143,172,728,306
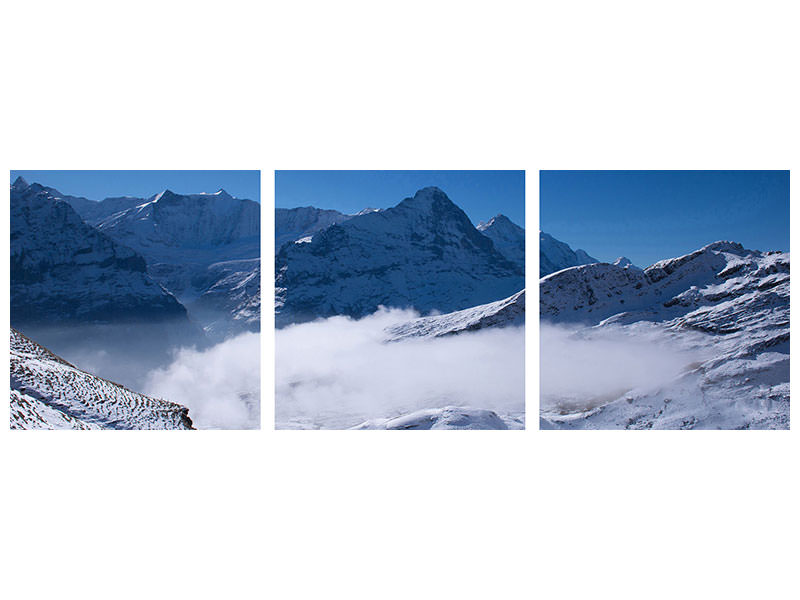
276,308,525,429
145,332,260,430
540,322,709,414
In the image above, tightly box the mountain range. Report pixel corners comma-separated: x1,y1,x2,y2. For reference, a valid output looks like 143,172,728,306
275,186,525,326
539,231,597,277
10,176,261,426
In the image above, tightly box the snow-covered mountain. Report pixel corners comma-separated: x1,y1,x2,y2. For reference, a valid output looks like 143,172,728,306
275,206,352,249
276,187,524,326
540,241,789,430
10,329,193,430
385,289,524,341
10,176,188,326
612,256,640,270
477,214,525,269
193,260,261,338
90,188,260,337
539,231,598,277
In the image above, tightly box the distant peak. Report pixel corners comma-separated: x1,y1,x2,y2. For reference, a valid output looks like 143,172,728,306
354,207,380,216
213,188,233,199
11,176,29,190
612,256,640,270
478,214,517,231
153,189,176,202
702,240,745,254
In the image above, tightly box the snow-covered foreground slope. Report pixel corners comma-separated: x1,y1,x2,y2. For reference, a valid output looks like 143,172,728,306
540,231,597,277
276,187,524,326
276,306,524,430
351,407,522,430
10,329,193,430
385,289,524,341
540,241,789,430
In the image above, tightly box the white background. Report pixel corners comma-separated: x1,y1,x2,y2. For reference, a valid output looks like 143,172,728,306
1,1,798,598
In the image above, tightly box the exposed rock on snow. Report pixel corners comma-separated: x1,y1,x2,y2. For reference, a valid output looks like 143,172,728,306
10,329,193,430
276,187,524,326
385,289,524,341
539,231,597,277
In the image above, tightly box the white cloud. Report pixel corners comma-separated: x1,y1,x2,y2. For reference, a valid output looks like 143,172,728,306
144,332,260,430
276,308,525,429
540,322,709,414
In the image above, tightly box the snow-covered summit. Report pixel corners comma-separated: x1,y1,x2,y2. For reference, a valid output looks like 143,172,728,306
478,214,525,269
612,256,640,270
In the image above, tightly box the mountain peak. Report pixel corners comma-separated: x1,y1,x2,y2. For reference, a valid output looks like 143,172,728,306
396,187,463,218
213,188,233,199
154,189,176,202
612,256,641,270
11,176,29,191
478,214,520,231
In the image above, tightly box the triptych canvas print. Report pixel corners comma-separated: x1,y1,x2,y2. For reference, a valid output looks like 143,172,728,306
8,170,789,430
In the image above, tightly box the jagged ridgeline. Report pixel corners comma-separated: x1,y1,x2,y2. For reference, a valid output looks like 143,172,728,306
275,186,525,326
9,176,260,393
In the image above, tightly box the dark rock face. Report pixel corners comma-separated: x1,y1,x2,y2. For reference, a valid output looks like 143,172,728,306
10,177,188,326
276,187,524,326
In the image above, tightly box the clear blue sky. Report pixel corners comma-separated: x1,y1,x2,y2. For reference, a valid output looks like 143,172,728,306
275,170,526,227
540,170,789,267
10,170,260,202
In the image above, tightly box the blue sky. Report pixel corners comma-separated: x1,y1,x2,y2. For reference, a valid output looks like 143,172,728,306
540,170,789,267
10,170,261,202
275,170,526,227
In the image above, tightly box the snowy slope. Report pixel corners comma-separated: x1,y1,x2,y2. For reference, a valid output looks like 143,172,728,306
350,406,521,430
65,195,144,225
539,231,598,277
540,241,789,430
276,187,524,326
10,177,189,326
193,259,261,338
10,329,193,430
385,289,524,341
477,214,525,270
